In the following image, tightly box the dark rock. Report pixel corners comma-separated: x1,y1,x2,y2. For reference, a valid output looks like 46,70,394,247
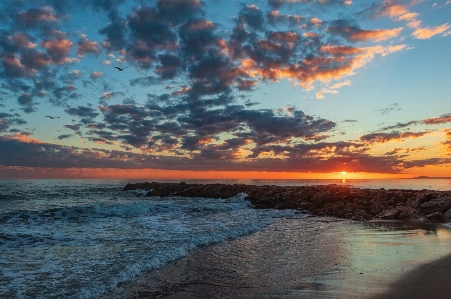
443,208,451,221
419,196,451,214
122,182,451,223
426,212,444,221
378,208,401,220
398,207,420,220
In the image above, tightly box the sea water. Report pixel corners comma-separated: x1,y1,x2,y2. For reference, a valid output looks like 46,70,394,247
0,180,295,299
0,179,449,298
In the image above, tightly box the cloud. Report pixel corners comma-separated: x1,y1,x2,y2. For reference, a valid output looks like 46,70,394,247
129,76,160,87
89,72,103,78
65,106,99,120
14,6,59,29
77,35,101,57
41,37,73,64
0,113,27,133
412,23,451,39
0,0,449,174
57,133,72,140
17,92,37,113
422,113,451,125
0,136,409,173
360,131,431,144
327,20,403,42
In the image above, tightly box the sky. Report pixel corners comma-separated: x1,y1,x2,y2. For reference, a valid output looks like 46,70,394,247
0,0,450,179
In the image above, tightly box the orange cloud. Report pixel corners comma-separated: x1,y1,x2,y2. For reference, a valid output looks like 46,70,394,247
320,45,363,55
188,20,215,30
422,114,451,125
41,39,73,64
9,33,36,49
379,4,409,18
360,131,431,144
412,24,450,39
90,72,103,78
269,31,298,42
349,27,403,42
303,32,320,38
77,35,100,57
2,132,43,144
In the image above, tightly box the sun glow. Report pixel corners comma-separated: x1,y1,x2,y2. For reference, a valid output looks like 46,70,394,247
341,171,347,175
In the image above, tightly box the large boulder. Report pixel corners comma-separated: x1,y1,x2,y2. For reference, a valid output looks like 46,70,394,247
398,206,420,220
419,196,451,214
443,208,451,221
378,208,401,220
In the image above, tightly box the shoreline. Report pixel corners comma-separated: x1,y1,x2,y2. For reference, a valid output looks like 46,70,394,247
124,182,451,223
369,252,451,299
103,217,451,299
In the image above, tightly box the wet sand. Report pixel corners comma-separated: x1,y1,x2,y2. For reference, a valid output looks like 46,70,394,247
105,218,451,299
369,253,451,299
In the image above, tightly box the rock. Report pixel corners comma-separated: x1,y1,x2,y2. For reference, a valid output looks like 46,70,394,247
378,208,401,220
426,212,444,221
443,208,451,221
351,215,366,221
398,206,420,220
123,182,451,223
419,196,451,214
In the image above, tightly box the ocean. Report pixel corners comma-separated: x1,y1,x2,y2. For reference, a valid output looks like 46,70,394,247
1,179,450,298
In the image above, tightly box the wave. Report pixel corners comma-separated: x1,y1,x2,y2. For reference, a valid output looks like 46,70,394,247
0,192,295,299
0,193,251,224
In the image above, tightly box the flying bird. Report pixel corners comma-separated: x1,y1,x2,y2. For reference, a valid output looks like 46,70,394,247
46,116,60,119
114,67,128,71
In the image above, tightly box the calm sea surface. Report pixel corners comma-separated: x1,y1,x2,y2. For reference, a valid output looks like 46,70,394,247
0,179,449,298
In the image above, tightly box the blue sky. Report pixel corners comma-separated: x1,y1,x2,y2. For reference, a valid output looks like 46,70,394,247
0,0,450,179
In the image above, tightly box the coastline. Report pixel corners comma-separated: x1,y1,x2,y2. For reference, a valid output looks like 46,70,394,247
104,217,451,299
369,252,451,299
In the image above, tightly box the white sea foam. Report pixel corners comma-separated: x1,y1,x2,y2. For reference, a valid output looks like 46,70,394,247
0,182,295,299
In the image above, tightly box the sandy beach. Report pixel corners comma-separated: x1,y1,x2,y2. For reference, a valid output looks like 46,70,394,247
104,217,451,299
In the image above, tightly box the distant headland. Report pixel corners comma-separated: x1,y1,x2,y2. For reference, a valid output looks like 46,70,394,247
412,176,451,179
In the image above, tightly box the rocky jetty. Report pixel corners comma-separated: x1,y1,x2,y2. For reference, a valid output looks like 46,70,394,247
123,182,451,222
